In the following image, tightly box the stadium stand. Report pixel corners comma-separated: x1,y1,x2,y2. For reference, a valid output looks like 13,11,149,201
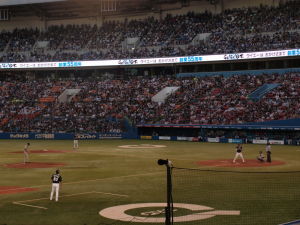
0,72,299,133
0,1,299,62
0,0,299,138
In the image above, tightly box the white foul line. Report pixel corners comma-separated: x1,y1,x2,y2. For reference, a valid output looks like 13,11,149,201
4,171,163,193
13,202,48,210
13,191,129,210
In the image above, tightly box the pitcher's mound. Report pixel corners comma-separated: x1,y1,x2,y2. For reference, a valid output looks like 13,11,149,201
3,162,66,168
197,159,285,167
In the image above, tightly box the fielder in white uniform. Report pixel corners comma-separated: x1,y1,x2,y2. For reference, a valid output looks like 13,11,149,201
233,144,245,163
73,138,79,150
50,169,62,202
23,143,30,164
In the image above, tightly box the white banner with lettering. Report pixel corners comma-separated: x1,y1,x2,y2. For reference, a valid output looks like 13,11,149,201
0,49,299,69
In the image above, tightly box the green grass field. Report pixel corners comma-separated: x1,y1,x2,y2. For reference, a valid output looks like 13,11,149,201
0,139,299,225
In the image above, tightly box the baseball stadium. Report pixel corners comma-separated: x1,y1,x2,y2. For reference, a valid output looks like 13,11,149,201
0,0,300,225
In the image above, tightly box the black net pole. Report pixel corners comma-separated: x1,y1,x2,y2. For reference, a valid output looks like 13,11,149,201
165,164,173,225
157,159,173,225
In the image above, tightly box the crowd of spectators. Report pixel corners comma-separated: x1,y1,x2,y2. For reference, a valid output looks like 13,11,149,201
0,32,11,51
0,72,300,133
149,72,300,125
0,1,299,62
8,28,39,52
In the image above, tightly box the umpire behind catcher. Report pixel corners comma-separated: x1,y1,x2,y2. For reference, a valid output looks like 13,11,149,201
266,142,272,163
50,169,63,202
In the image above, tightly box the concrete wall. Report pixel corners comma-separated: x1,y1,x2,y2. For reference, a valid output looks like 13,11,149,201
47,16,99,27
223,0,280,9
0,15,45,31
161,0,222,15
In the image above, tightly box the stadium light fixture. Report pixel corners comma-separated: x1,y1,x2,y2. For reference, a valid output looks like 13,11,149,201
157,159,173,167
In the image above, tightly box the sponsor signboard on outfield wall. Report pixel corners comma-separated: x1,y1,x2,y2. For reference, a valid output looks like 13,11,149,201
207,137,220,143
252,139,284,145
0,48,299,70
99,133,122,139
140,136,152,140
252,139,268,144
35,134,55,139
177,136,189,141
9,133,30,139
0,132,123,140
228,138,243,144
269,140,284,145
159,136,171,140
75,133,97,139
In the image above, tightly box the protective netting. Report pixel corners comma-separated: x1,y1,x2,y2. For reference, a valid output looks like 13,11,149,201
170,168,300,225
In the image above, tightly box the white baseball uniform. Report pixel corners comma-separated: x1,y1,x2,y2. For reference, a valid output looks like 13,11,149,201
23,143,30,163
73,139,79,150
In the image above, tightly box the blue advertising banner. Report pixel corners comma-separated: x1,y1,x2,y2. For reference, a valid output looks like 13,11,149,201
228,138,243,144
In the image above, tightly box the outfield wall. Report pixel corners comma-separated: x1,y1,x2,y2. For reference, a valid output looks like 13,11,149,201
0,132,124,140
138,119,300,145
140,135,289,145
0,131,298,145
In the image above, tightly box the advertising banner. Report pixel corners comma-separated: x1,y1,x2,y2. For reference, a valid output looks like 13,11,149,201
269,140,284,145
0,49,299,70
207,137,220,143
252,139,284,145
140,136,152,140
98,133,123,139
0,132,124,140
159,136,171,140
177,136,189,141
228,138,243,144
252,139,268,144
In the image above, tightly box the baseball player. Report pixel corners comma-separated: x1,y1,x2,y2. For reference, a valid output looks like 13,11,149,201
23,143,30,164
257,151,265,162
233,144,245,163
73,137,79,150
50,169,63,202
266,142,272,162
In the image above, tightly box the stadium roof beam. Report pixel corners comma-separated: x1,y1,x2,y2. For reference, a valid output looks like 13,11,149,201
5,0,184,20
0,0,67,7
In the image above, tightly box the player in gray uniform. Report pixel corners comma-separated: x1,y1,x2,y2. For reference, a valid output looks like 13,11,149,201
23,143,30,164
50,169,63,202
73,137,79,150
266,142,271,162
